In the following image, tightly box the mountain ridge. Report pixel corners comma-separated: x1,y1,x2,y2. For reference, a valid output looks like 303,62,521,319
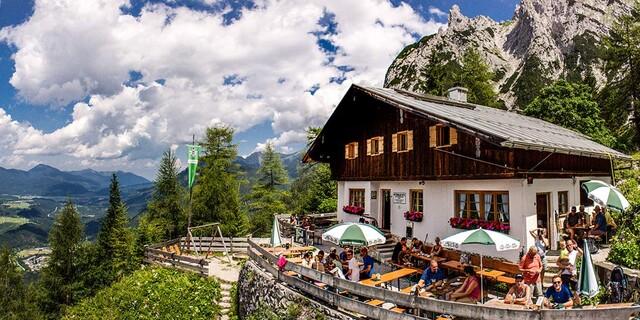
385,0,634,108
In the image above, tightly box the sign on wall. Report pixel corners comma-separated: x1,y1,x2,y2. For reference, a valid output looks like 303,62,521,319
371,191,377,200
392,192,406,204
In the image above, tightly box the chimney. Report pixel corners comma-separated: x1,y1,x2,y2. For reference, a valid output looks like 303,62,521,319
447,87,468,103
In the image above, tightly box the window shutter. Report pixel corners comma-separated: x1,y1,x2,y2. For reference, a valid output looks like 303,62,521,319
345,144,349,159
450,127,458,145
429,126,437,147
366,139,372,156
379,137,384,154
407,130,414,150
354,142,359,158
392,134,398,152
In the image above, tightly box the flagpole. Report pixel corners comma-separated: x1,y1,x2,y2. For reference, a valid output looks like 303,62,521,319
187,134,195,252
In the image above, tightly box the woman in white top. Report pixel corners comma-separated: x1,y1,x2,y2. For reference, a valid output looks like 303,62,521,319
301,252,313,269
346,250,360,282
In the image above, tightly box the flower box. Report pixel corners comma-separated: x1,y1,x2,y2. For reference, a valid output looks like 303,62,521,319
342,205,365,215
404,211,423,222
449,217,510,233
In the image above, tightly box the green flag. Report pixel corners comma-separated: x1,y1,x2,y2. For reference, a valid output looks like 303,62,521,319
187,144,201,189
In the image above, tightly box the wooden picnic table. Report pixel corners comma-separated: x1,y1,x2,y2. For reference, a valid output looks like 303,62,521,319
441,260,466,272
477,269,505,280
484,298,536,310
409,252,447,264
359,268,418,287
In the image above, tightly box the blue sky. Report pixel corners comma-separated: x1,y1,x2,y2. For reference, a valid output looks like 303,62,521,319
0,0,519,178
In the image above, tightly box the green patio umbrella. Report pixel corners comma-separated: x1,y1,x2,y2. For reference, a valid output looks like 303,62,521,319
577,239,599,298
581,180,630,212
321,222,386,246
441,228,520,303
270,216,282,247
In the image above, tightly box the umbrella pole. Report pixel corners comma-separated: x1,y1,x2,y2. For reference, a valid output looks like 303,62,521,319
480,254,484,304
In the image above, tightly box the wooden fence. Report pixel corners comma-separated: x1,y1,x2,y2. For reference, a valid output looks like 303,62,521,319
144,239,210,276
246,239,640,320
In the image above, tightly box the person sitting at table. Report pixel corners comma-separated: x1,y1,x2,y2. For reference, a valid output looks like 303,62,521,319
412,240,423,253
360,247,375,280
504,274,531,305
313,250,325,272
563,206,581,241
392,238,407,264
446,266,481,304
325,260,346,280
417,260,445,293
301,252,313,269
590,205,608,238
399,243,412,266
431,237,443,257
346,249,360,282
543,275,574,308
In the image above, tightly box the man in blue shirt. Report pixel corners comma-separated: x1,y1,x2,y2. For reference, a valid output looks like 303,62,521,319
590,206,608,237
359,247,375,280
418,260,445,290
543,275,575,308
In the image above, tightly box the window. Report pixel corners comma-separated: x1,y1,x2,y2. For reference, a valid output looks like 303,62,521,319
344,142,358,160
349,189,365,208
558,191,569,214
455,191,509,222
410,189,424,213
429,125,458,147
392,130,413,153
366,136,384,156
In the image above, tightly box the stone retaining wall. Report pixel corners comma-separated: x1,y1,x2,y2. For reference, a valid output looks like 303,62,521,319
238,260,356,320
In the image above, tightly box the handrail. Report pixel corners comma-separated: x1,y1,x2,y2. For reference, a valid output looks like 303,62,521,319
247,239,640,320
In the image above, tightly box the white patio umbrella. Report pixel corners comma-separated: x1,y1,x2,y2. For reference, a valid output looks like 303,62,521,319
270,216,282,247
441,228,520,303
322,222,386,247
581,180,630,212
577,239,599,298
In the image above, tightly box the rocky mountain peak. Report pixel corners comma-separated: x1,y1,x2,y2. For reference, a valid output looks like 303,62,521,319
384,0,633,109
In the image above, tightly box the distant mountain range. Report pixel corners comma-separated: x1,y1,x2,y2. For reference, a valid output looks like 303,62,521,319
0,164,151,196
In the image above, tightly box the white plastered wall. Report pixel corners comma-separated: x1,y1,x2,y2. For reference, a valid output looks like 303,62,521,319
336,176,610,262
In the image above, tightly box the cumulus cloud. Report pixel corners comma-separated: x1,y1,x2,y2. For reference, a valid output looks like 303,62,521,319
428,6,447,18
0,0,443,175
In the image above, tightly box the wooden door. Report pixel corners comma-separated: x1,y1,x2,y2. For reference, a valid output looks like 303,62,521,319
536,193,550,229
381,190,391,230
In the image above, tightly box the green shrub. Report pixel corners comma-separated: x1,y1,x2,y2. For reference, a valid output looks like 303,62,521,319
63,266,221,320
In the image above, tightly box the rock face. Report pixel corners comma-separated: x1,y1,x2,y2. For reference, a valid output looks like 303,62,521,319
237,261,356,320
385,0,633,108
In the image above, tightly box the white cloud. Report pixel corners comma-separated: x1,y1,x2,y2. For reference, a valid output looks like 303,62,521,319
428,6,447,18
0,0,444,176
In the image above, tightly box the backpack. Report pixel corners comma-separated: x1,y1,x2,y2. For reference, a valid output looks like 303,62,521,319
608,266,629,303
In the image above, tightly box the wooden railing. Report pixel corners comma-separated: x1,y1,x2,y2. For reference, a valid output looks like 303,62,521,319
180,236,251,253
247,239,640,320
144,239,210,276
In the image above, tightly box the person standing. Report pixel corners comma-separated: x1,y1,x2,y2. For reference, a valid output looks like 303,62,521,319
560,240,580,290
519,246,543,298
530,228,548,286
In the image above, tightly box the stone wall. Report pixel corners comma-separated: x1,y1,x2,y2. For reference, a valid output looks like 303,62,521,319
238,261,356,320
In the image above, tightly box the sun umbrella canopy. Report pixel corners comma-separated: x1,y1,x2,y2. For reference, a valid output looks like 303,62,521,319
270,216,282,247
322,222,386,247
582,180,630,212
441,228,520,252
578,238,599,298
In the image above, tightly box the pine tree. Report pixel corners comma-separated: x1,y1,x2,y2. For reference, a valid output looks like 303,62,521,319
290,127,337,214
459,48,501,108
39,200,83,317
96,174,135,286
145,149,185,240
247,143,289,236
0,247,41,319
192,126,249,236
600,1,640,147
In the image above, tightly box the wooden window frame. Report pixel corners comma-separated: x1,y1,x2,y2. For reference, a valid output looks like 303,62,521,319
349,189,365,208
558,191,569,214
410,189,424,213
454,190,509,222
429,125,458,148
391,130,413,153
366,136,384,156
344,142,359,160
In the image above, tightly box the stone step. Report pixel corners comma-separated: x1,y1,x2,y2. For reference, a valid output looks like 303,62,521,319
220,296,231,303
219,302,231,309
220,283,233,290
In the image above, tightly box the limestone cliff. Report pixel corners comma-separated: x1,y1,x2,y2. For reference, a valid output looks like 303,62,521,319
385,0,633,108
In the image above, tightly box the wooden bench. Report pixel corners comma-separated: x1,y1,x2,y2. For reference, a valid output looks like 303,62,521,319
367,299,384,306
497,275,516,285
390,307,406,313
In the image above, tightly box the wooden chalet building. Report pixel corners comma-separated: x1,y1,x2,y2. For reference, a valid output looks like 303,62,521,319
304,85,631,261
